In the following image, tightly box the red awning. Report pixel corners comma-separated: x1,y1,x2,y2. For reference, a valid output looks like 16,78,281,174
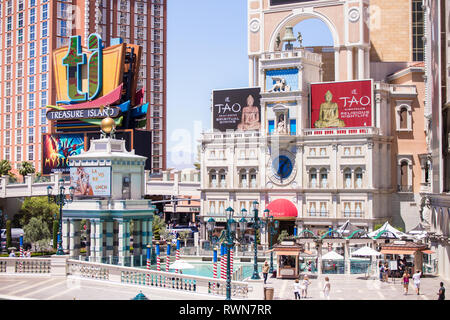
422,249,435,254
266,199,298,219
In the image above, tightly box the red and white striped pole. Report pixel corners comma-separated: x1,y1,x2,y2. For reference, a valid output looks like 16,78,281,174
213,247,218,290
328,242,332,252
156,242,161,271
166,243,171,272
175,240,180,273
221,244,227,279
146,245,151,285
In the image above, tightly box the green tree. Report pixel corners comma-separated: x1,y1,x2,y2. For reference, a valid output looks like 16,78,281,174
152,215,166,240
6,220,12,249
17,197,58,231
178,231,191,247
277,230,289,243
18,161,36,180
0,160,12,177
193,144,201,170
23,217,51,252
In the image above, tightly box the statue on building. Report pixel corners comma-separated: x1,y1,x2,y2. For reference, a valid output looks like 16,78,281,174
269,77,291,92
276,114,287,134
276,33,281,50
419,196,432,226
314,90,346,128
297,32,303,48
237,94,261,131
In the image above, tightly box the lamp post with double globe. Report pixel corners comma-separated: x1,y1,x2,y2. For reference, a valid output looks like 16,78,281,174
206,207,248,300
263,209,279,273
250,200,263,280
47,179,75,255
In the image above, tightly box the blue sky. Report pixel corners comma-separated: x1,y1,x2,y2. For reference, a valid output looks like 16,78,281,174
166,1,333,169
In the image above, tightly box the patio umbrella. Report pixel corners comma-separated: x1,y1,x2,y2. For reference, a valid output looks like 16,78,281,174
169,259,195,270
321,251,344,260
351,246,381,257
131,291,149,300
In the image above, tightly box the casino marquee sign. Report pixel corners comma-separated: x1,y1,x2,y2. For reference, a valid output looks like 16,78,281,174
46,106,120,121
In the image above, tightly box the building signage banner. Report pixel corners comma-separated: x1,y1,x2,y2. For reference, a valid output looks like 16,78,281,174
42,134,85,174
310,80,373,128
212,87,261,132
46,107,120,121
70,167,111,197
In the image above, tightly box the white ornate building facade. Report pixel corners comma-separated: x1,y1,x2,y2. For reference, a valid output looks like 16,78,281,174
198,0,429,245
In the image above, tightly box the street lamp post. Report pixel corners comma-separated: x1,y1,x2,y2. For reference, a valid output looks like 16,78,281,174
264,209,279,273
206,206,247,300
47,178,75,255
251,201,262,280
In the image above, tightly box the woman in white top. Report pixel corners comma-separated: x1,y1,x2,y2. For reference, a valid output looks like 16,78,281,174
323,277,331,300
301,275,311,298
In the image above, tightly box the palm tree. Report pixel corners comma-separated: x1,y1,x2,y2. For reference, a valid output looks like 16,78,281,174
0,160,12,177
18,161,36,179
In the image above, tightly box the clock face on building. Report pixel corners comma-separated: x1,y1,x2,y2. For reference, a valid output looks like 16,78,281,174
273,155,293,179
268,150,297,185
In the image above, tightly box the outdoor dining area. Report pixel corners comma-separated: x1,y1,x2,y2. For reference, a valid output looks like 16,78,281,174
271,220,435,278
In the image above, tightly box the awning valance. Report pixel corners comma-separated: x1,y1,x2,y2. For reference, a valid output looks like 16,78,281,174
380,249,416,255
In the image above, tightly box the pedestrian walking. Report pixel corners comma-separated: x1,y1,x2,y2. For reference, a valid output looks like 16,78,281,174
262,261,270,284
323,276,331,300
379,263,385,281
301,275,311,298
402,271,410,295
293,279,301,300
384,263,389,282
437,282,445,300
412,270,422,295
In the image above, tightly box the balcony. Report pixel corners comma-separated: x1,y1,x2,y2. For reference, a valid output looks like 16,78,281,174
307,211,329,217
303,127,379,137
341,211,365,218
308,182,329,189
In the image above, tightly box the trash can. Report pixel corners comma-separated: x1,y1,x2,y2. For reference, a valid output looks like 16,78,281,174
264,286,274,300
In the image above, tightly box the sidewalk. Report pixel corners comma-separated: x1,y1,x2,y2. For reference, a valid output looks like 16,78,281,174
260,274,449,300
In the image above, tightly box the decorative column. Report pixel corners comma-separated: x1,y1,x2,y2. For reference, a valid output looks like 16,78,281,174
89,220,97,261
94,220,104,263
118,219,130,265
133,219,142,257
86,220,91,258
317,243,323,275
334,47,340,81
344,240,351,275
347,47,353,80
69,219,81,257
113,220,119,258
358,46,365,79
62,219,70,252
364,47,370,78
105,220,114,260
141,219,149,253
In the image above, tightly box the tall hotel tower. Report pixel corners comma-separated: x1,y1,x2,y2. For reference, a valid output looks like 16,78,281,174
0,0,167,175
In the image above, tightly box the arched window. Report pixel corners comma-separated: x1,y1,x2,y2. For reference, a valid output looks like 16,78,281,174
249,169,257,188
239,169,248,188
355,168,363,188
210,169,217,188
310,168,317,188
209,201,216,214
320,168,328,188
355,202,362,217
320,202,327,217
219,169,226,188
344,168,352,188
344,202,351,217
400,161,408,188
309,203,316,216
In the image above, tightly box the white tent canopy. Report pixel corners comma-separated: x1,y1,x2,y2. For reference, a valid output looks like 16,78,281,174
368,221,409,239
169,260,195,270
351,246,381,257
321,251,344,260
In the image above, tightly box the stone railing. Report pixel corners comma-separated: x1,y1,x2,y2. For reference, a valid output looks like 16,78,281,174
0,257,52,274
67,259,249,299
0,256,250,299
